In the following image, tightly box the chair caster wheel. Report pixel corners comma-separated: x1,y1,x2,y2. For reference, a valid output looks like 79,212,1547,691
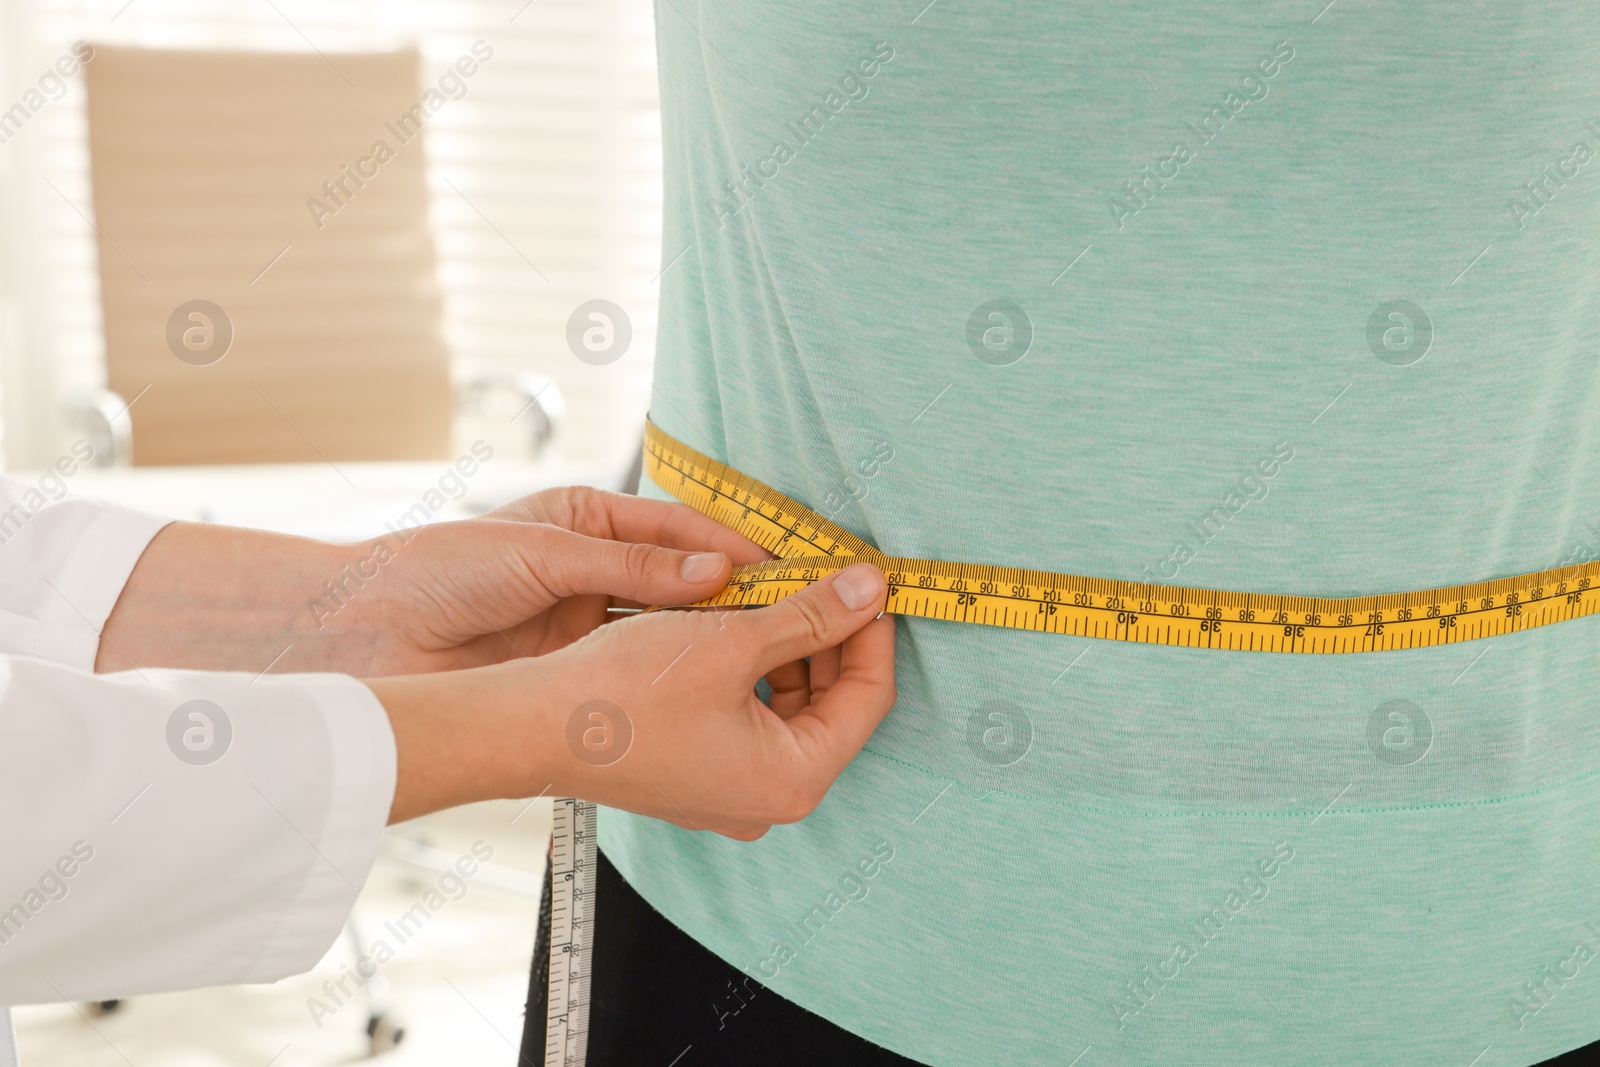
367,1013,405,1054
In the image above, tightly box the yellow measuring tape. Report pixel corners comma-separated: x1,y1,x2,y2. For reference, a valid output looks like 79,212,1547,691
644,421,1600,654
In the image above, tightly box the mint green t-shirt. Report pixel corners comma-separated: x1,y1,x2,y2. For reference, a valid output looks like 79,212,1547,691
602,3,1600,1064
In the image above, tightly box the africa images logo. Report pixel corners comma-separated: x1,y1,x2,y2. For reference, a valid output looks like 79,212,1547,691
708,42,895,228
1109,40,1294,231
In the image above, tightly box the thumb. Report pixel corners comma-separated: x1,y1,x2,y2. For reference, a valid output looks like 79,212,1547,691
527,525,732,604
736,562,887,674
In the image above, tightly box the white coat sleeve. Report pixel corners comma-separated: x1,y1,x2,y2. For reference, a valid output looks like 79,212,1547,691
0,473,173,668
0,477,398,1005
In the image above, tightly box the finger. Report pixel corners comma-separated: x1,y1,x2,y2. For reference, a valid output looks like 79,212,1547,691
711,823,771,842
782,615,897,780
610,494,770,563
511,487,771,565
764,658,811,719
807,644,843,694
526,525,735,606
733,563,887,676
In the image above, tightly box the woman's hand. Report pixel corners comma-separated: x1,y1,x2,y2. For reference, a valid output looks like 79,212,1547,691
370,563,895,837
94,483,896,837
357,486,772,674
96,486,771,677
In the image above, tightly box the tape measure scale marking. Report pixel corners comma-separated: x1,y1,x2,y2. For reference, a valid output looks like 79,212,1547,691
544,797,596,1067
645,429,878,562
643,420,1600,655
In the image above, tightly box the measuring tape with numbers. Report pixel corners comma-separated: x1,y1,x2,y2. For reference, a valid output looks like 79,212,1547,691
544,798,596,1067
643,420,1600,654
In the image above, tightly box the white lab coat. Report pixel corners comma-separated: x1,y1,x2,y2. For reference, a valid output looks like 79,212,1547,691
0,476,396,1060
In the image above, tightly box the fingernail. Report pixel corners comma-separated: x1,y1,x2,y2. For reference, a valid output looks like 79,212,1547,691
833,564,884,610
681,552,725,583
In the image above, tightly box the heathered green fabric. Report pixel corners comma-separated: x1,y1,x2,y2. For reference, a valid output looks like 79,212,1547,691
601,3,1600,1063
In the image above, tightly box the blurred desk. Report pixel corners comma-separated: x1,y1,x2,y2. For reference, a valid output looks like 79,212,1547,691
25,457,622,542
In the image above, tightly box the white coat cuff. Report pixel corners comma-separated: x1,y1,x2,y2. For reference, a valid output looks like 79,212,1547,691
244,672,397,983
0,495,172,670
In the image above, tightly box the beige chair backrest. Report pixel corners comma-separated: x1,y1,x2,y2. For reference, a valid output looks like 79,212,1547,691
85,45,452,465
